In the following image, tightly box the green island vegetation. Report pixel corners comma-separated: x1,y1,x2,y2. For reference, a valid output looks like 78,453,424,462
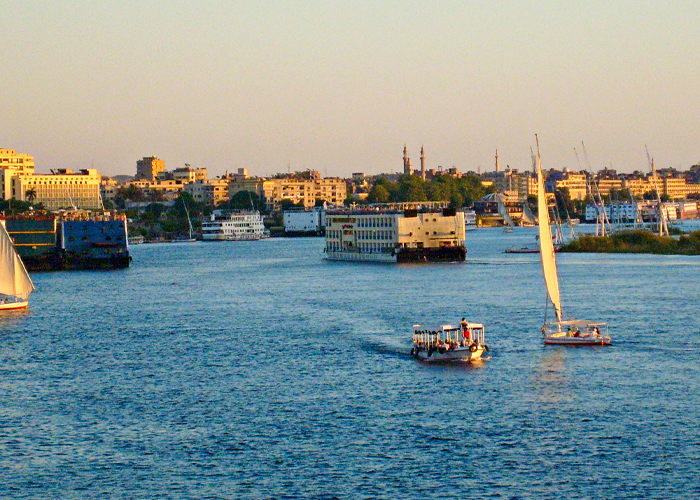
561,229,700,255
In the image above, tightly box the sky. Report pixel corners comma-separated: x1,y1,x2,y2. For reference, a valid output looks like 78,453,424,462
4,1,700,178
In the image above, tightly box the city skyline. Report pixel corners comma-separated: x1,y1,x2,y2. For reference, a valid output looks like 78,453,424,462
4,1,699,178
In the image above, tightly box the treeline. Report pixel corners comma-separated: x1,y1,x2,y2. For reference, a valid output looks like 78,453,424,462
364,174,494,207
561,230,700,255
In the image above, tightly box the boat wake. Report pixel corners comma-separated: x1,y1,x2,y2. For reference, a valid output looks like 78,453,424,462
466,258,538,266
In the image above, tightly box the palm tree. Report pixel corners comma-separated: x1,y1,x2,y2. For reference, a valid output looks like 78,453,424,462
25,188,37,204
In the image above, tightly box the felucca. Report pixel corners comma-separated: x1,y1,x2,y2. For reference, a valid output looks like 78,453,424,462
535,140,611,346
0,221,35,310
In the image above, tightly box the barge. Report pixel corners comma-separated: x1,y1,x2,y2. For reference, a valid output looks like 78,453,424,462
324,202,466,263
4,211,130,271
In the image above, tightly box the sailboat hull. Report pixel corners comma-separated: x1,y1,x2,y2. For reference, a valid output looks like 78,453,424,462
0,299,29,310
543,335,612,346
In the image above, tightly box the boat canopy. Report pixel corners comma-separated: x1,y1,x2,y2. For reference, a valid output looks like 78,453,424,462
413,323,484,332
546,319,608,328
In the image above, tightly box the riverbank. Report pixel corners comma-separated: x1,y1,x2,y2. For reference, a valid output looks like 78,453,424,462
560,229,700,255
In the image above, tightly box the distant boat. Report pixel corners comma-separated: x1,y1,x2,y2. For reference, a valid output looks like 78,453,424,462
535,140,611,346
0,221,35,310
464,209,477,231
496,197,516,233
521,203,537,227
173,197,197,242
202,210,267,241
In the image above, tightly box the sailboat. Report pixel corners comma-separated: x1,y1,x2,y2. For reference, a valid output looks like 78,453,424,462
496,195,515,232
174,197,197,242
0,221,35,310
535,141,611,346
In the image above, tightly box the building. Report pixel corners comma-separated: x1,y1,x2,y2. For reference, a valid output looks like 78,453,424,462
553,169,588,200
482,169,533,201
135,156,165,182
1,148,36,200
229,175,347,211
165,166,208,183
184,178,230,207
14,169,102,210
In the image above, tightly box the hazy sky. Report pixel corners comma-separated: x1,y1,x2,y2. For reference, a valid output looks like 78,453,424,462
4,1,699,178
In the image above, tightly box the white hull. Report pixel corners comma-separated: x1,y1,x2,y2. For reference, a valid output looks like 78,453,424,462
325,251,396,263
0,299,29,310
544,334,612,346
202,234,263,241
412,346,485,362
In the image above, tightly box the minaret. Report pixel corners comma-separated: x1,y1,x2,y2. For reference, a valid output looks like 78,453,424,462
420,146,426,180
403,145,410,175
495,149,499,173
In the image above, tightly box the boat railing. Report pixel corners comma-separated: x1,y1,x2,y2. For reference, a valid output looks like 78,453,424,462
412,326,485,349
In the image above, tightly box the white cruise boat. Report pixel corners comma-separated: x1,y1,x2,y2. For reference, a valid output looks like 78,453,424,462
465,209,477,231
201,210,267,241
325,202,466,263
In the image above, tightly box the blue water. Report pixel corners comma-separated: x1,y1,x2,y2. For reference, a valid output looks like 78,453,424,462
2,228,699,499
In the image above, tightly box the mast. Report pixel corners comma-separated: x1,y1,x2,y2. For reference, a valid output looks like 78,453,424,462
536,137,562,323
646,146,668,237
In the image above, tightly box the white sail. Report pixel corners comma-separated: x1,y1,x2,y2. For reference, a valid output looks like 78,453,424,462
536,156,562,322
0,222,35,300
497,197,515,228
522,203,537,226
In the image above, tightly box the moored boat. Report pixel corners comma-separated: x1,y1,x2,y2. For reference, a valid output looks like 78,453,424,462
201,210,267,241
411,322,488,362
325,202,467,263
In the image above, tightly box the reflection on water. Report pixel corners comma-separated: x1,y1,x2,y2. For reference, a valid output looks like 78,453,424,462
531,349,574,403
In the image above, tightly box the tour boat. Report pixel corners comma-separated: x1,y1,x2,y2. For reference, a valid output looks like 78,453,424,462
535,139,612,346
202,210,267,241
0,222,35,310
411,322,489,362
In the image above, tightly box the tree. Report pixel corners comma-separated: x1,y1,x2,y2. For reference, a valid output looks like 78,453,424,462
279,198,304,211
367,184,390,203
25,188,37,204
223,191,264,211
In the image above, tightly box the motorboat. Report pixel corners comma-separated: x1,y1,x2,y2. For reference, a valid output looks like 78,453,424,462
411,322,489,362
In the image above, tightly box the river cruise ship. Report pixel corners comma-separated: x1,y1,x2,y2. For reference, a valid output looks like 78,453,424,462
202,210,267,241
324,202,466,262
